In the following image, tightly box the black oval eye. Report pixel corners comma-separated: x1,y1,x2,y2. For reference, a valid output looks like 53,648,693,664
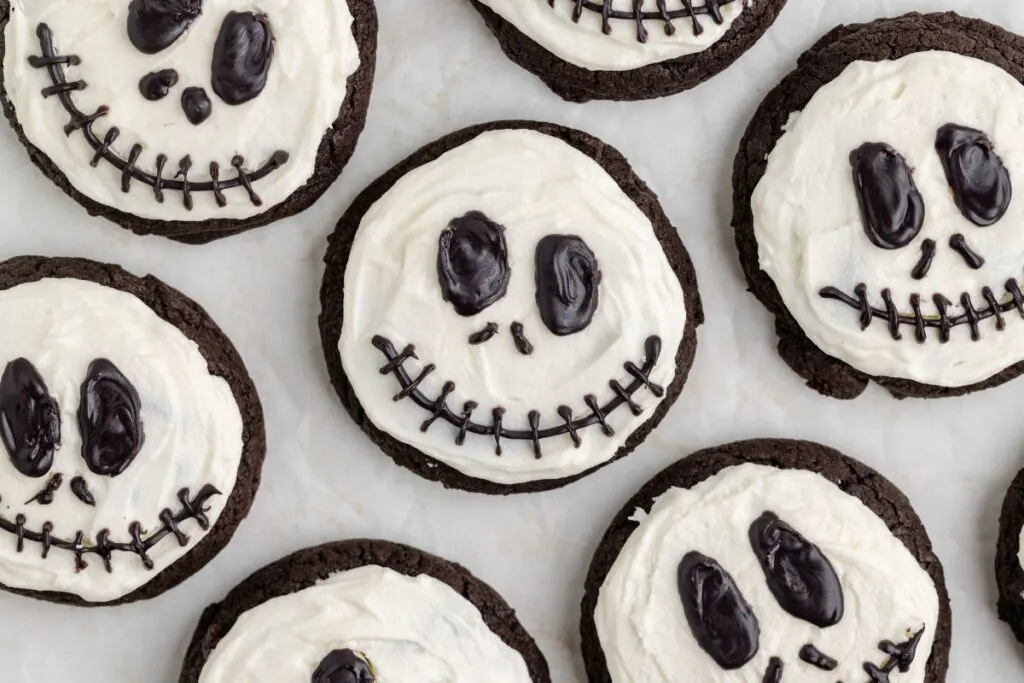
0,359,60,478
850,142,925,249
312,649,376,683
78,359,144,477
535,235,601,336
936,124,1012,227
127,0,203,55
437,212,511,316
677,551,760,670
748,511,844,628
211,11,276,106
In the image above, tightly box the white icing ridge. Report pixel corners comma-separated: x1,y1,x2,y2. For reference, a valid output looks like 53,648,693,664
0,279,243,602
3,0,360,221
338,129,687,485
752,51,1024,388
477,0,750,71
198,565,533,683
595,464,939,683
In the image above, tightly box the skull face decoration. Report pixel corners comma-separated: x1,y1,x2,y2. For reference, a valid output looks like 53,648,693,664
0,275,244,603
335,126,694,490
752,51,1024,389
2,0,362,222
593,462,943,683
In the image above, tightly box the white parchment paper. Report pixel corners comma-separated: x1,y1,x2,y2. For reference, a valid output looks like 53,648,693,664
1,0,1022,680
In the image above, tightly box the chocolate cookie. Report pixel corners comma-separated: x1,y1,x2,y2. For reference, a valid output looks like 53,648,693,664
469,0,788,103
581,439,951,683
0,256,264,606
997,465,1024,645
320,120,702,495
733,12,1024,399
0,0,376,244
178,539,550,683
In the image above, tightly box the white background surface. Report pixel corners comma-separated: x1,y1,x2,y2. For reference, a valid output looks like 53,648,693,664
0,0,1022,680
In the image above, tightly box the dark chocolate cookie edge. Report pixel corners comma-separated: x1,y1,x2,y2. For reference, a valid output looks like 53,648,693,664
579,438,951,683
318,120,703,495
731,11,1024,400
996,465,1024,644
0,256,265,606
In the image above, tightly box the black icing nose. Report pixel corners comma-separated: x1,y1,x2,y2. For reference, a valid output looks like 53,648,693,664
181,86,213,126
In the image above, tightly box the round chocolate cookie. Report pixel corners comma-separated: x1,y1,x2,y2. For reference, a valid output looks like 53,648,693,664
0,0,376,244
0,256,264,606
468,0,788,103
581,439,951,683
734,12,1024,399
178,539,550,683
320,120,702,495
996,465,1024,645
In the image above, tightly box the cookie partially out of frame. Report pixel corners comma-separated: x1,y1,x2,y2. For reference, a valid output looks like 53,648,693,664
996,465,1024,645
469,0,788,103
320,120,702,495
0,256,264,606
178,539,550,683
581,439,951,683
0,0,376,244
734,12,1024,399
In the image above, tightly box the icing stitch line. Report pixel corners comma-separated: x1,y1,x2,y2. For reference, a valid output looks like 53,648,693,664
548,0,737,43
371,334,664,458
0,485,220,572
28,23,289,210
762,627,925,683
820,279,1024,343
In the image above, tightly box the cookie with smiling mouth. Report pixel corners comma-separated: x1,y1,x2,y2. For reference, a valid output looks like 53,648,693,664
0,0,376,244
178,539,550,683
320,121,702,495
468,0,787,102
734,12,1024,399
581,439,952,683
0,256,264,606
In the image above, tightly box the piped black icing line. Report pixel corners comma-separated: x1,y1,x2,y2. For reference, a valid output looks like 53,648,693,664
28,23,289,210
819,279,1024,343
910,239,936,280
312,649,376,683
799,644,838,671
25,473,64,506
0,358,61,479
948,233,985,270
761,657,783,683
70,476,96,507
371,334,662,457
547,0,737,43
138,69,179,101
468,322,499,345
935,124,1012,227
864,628,926,683
510,322,535,356
0,485,219,572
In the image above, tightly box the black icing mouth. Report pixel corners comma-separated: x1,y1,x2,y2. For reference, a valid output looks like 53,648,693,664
551,0,738,43
0,484,219,572
819,278,1024,342
758,629,925,683
28,23,289,211
371,334,664,458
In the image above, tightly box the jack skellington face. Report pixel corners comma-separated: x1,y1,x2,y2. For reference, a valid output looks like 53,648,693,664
3,0,360,220
752,51,1024,388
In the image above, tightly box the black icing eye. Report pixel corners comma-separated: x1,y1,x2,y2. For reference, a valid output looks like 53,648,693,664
748,512,844,628
437,211,511,316
850,142,925,249
211,11,276,106
677,551,760,670
535,235,601,336
312,649,376,683
0,359,61,479
127,0,203,55
935,123,1012,227
78,359,144,477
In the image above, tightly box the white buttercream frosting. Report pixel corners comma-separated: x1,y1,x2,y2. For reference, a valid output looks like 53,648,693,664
0,278,243,602
753,51,1024,388
338,129,687,484
3,0,359,221
198,565,533,683
596,464,939,683
476,0,750,71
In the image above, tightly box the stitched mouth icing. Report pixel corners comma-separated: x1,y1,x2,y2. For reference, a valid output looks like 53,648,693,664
549,0,739,43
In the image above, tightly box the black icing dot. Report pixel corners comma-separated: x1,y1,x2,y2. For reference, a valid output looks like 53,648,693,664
181,87,213,126
138,69,179,101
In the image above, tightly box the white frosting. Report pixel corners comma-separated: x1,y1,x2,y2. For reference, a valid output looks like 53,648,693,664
198,565,533,683
476,0,750,71
3,0,359,221
753,52,1024,388
596,464,940,683
338,129,687,484
0,279,243,602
